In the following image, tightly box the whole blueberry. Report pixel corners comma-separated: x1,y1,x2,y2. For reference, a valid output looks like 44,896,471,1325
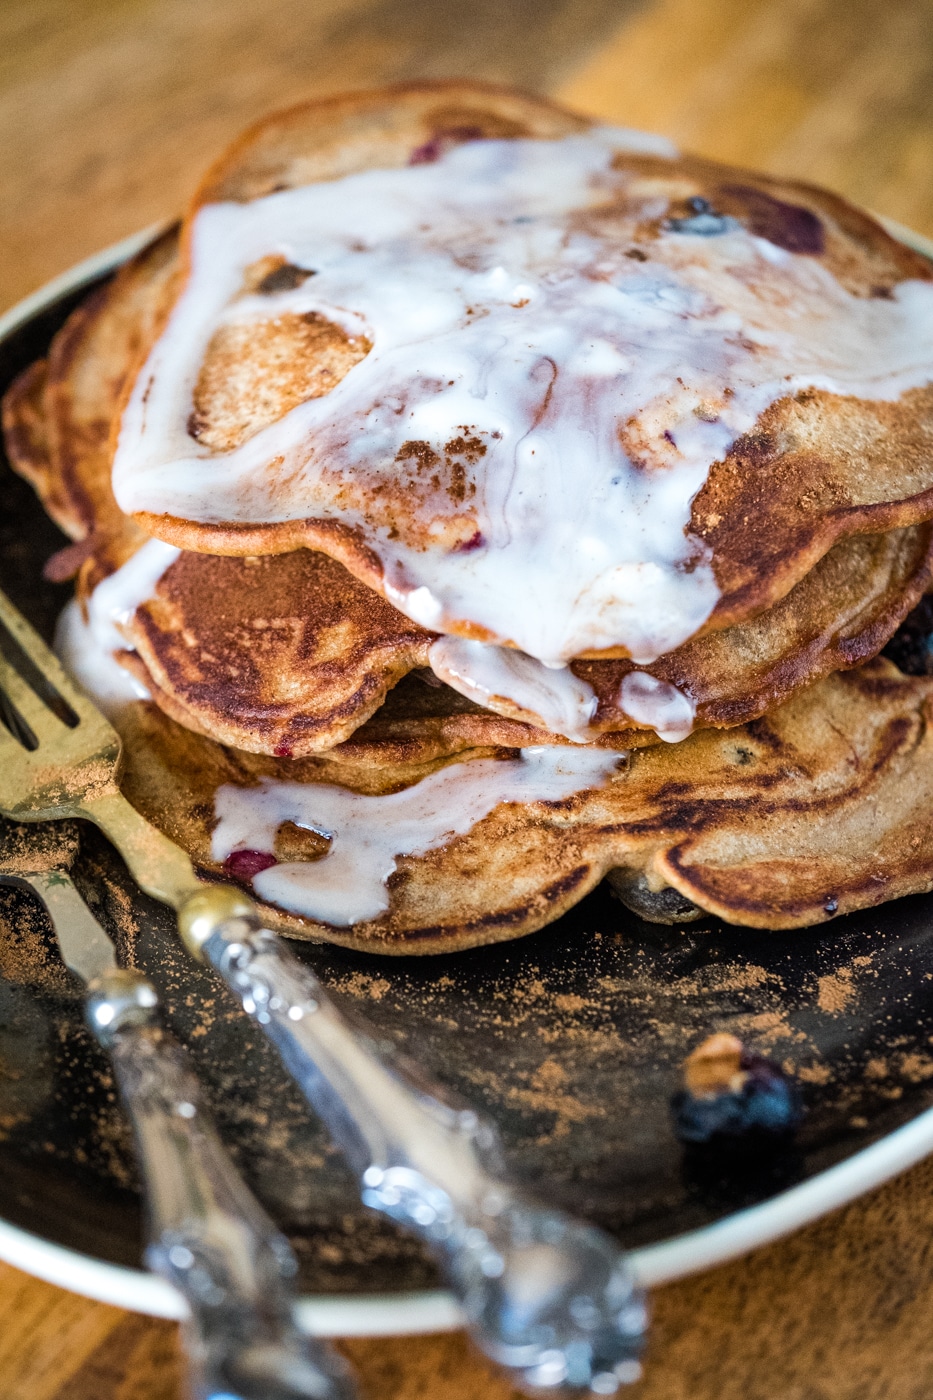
672,1033,803,1145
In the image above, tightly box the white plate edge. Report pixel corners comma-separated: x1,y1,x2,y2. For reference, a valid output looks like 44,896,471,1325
0,213,931,1334
6,1094,933,1330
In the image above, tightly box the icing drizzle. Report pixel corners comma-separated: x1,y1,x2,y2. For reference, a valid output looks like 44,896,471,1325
113,129,933,667
54,539,180,711
428,636,598,741
212,746,622,925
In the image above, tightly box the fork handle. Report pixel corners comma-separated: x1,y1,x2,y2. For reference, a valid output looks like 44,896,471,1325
86,968,354,1400
180,891,647,1393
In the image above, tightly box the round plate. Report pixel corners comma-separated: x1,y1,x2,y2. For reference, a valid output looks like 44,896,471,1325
2,225,933,1338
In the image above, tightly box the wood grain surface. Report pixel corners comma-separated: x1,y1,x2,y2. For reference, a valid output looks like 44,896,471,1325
2,0,933,1395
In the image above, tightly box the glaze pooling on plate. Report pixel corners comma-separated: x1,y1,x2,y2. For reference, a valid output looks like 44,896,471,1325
114,130,933,668
211,746,623,925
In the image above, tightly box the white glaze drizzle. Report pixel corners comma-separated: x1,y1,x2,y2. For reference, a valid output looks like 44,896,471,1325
212,746,622,925
428,636,696,742
53,538,180,712
113,130,933,667
54,599,146,711
618,671,695,742
428,636,598,741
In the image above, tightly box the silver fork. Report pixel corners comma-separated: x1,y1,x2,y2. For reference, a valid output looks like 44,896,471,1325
0,585,647,1396
0,817,354,1400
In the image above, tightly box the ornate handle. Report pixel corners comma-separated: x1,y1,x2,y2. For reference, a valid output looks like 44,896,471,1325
180,890,648,1397
86,968,355,1400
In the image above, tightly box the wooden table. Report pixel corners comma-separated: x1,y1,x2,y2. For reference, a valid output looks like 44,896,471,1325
2,0,933,1394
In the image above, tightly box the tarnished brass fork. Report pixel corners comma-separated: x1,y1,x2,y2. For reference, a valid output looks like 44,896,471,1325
0,592,201,908
0,584,647,1397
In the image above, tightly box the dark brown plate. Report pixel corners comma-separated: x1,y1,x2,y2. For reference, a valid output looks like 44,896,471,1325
3,237,933,1326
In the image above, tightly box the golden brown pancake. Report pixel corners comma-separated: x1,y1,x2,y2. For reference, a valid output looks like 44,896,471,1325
2,359,64,531
6,230,933,756
107,521,933,755
117,83,933,656
120,548,438,756
577,524,933,732
117,654,639,758
2,229,180,584
107,660,933,953
5,83,933,952
193,81,589,207
46,228,180,551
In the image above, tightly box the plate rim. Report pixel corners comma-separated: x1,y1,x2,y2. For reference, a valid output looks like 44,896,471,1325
1,212,932,1336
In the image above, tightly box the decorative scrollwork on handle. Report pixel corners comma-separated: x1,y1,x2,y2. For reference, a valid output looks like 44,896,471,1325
179,890,649,1396
87,967,354,1400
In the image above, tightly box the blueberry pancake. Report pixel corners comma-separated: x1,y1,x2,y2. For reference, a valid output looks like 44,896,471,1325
7,81,933,951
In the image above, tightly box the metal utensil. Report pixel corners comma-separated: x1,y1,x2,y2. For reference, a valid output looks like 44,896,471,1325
0,820,354,1400
0,586,647,1396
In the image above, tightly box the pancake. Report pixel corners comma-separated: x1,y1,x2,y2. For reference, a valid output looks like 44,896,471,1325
577,523,933,733
9,84,933,955
1,229,181,586
7,231,933,755
2,359,66,535
119,548,441,756
49,230,179,550
110,83,933,674
93,660,933,953
108,520,933,755
194,81,589,207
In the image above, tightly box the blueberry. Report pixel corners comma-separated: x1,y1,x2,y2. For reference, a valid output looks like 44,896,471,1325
671,1033,802,1145
666,197,739,238
718,185,824,255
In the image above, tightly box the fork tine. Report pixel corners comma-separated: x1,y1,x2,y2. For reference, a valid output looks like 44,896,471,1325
0,646,66,745
0,684,37,749
0,588,114,730
0,585,191,900
0,590,87,706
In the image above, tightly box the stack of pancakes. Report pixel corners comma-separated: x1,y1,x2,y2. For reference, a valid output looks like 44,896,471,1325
7,81,933,954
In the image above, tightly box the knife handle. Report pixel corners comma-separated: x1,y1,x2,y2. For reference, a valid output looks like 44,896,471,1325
180,889,647,1395
86,968,354,1400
